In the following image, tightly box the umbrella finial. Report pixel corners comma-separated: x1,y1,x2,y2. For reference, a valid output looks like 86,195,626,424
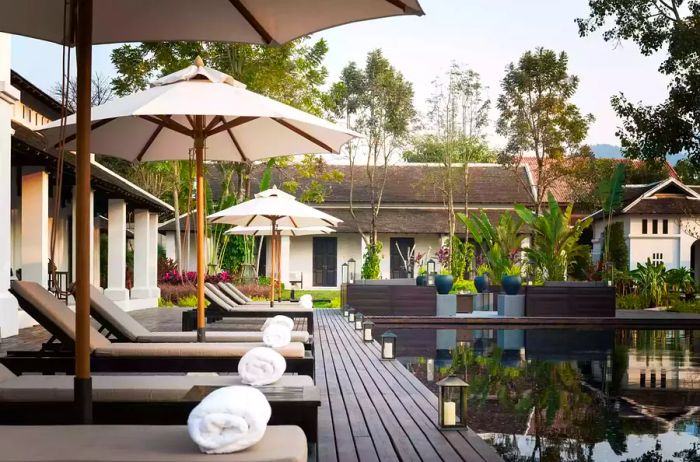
194,56,205,68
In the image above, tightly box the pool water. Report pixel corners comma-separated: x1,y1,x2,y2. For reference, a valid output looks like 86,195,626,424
374,327,700,462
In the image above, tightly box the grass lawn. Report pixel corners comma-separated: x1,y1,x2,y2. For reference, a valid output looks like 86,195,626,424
281,288,340,308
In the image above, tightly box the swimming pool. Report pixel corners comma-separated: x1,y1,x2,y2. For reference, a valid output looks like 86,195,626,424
374,326,700,462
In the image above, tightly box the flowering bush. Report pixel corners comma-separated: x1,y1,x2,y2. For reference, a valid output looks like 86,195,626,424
435,245,450,267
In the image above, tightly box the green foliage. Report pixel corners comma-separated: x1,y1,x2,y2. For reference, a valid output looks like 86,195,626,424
601,222,629,273
675,159,700,184
158,297,175,308
458,210,524,283
449,279,477,294
404,135,495,163
497,48,593,210
361,243,382,280
577,1,700,164
616,293,647,310
177,294,200,308
630,259,668,308
515,192,592,281
598,164,626,215
449,236,473,280
666,267,696,294
669,299,700,314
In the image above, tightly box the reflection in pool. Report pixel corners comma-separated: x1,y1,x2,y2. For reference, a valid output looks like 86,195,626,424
374,327,700,461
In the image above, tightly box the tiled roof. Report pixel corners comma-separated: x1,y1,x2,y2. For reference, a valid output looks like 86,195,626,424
625,197,700,215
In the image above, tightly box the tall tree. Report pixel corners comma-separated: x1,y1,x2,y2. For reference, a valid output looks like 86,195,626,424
109,39,336,272
577,0,700,165
328,50,415,278
497,48,594,213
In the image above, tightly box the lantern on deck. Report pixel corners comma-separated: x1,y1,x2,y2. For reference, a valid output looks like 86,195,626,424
427,259,436,286
362,319,375,342
347,308,356,323
354,312,364,330
347,258,356,284
380,331,397,360
342,304,350,319
341,262,349,284
437,375,469,430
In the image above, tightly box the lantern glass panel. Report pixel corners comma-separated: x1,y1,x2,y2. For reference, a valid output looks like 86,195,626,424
354,313,364,330
348,309,355,322
348,258,356,284
341,263,349,284
427,259,436,285
363,321,374,342
437,376,468,430
381,332,397,359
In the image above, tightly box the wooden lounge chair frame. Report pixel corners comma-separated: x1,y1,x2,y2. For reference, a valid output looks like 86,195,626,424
4,283,314,379
182,284,314,334
88,287,314,351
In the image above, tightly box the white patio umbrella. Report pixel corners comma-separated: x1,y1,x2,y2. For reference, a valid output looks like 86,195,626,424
0,0,423,423
41,61,359,340
225,225,336,237
209,186,341,304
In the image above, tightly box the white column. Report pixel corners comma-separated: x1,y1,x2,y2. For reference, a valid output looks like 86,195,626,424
0,33,19,337
92,225,101,287
131,209,151,299
280,235,291,286
104,199,129,301
21,169,49,287
149,212,160,298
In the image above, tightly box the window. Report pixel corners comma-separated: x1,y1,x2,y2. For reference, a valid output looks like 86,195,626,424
652,219,658,234
663,219,668,234
652,252,664,264
642,219,648,234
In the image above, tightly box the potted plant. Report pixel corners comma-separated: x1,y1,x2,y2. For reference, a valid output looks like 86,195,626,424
416,267,427,286
501,263,522,296
474,263,490,293
435,269,454,295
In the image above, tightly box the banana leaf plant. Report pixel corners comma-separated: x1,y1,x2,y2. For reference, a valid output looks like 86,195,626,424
630,259,668,307
514,192,592,281
457,210,524,283
598,164,625,268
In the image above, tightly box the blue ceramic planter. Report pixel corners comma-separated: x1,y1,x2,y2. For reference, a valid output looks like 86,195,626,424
502,275,522,295
474,275,489,293
416,275,426,286
435,274,454,295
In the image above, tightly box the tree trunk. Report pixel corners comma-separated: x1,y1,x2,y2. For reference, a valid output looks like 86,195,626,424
173,184,183,272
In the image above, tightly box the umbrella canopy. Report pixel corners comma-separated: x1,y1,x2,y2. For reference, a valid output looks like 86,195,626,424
0,0,423,45
41,59,360,161
225,225,335,237
208,186,342,228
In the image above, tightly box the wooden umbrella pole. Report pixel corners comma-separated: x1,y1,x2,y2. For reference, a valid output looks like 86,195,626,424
270,219,276,307
74,0,93,424
195,115,206,342
276,229,281,302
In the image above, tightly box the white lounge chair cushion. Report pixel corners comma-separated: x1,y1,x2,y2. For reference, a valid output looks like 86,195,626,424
138,331,310,344
0,425,307,462
0,374,313,402
94,342,306,358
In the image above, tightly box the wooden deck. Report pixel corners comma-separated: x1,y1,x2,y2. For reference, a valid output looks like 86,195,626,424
314,309,502,462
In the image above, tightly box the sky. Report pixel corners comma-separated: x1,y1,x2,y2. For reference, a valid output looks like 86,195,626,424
9,0,671,148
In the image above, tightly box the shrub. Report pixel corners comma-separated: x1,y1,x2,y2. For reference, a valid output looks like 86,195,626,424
178,294,200,307
237,283,272,299
158,297,175,307
450,279,476,294
601,222,628,272
669,299,700,313
630,259,668,307
616,293,646,310
361,243,382,280
159,283,196,305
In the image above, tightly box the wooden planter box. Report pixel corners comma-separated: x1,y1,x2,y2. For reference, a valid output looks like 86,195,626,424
525,282,615,317
346,283,436,316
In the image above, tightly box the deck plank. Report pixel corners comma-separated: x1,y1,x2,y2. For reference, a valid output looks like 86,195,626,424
314,309,503,462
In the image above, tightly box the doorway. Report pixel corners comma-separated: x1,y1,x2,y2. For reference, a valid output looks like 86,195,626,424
313,237,337,287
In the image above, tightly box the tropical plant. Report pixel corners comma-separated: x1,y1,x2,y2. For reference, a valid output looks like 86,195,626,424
598,164,625,269
667,267,695,295
601,221,629,274
503,263,522,277
630,259,668,308
450,236,473,280
515,192,592,281
457,210,524,283
361,242,382,280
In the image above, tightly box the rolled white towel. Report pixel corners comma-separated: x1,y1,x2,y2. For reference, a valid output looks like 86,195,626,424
261,315,295,331
238,347,286,386
298,296,313,310
262,323,292,348
188,385,271,454
299,293,313,304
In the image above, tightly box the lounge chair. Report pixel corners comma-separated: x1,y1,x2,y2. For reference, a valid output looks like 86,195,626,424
0,425,307,461
0,363,319,442
89,286,312,350
181,283,314,334
3,281,314,378
218,283,296,306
